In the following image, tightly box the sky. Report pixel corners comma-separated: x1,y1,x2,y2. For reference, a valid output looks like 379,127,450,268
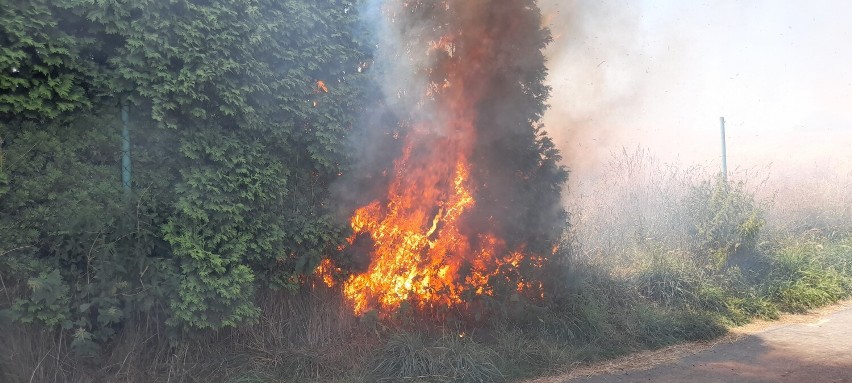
540,0,852,186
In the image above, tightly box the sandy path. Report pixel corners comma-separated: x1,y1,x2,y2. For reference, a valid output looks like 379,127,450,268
525,300,852,383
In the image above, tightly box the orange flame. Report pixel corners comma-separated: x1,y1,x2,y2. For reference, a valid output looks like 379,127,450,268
321,132,543,315
316,80,329,93
319,1,546,315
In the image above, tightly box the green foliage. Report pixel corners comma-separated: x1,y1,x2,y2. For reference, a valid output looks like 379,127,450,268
0,0,371,337
0,0,98,119
633,250,706,308
0,136,7,196
127,0,370,328
8,270,71,328
686,177,765,269
0,110,177,352
767,240,852,312
628,233,852,327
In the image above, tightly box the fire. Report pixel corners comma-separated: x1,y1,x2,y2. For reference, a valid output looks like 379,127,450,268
319,0,550,315
327,136,540,315
316,80,329,93
333,137,469,313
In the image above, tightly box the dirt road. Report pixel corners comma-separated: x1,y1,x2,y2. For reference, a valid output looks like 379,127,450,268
531,302,852,383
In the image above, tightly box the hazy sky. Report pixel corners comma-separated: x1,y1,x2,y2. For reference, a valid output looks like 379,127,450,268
541,0,852,183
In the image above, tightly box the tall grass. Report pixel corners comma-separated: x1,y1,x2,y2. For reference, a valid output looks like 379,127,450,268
565,148,852,329
2,149,852,382
764,163,852,237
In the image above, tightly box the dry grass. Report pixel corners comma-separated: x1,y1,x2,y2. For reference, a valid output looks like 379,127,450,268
1,288,372,383
566,148,776,265
763,166,852,237
232,287,373,381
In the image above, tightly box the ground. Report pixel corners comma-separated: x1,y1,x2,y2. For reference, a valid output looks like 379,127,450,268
526,300,852,383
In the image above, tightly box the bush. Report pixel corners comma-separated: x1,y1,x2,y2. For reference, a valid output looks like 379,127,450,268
766,240,852,312
685,176,766,269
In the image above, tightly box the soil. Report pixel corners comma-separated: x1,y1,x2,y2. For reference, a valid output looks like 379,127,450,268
525,300,852,383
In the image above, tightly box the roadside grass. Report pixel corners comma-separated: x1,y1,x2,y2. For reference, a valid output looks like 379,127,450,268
2,152,851,383
2,241,849,383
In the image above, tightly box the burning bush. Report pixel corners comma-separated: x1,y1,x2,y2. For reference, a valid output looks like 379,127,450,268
322,0,567,318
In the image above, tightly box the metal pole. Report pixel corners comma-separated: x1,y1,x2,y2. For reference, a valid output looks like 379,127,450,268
121,99,132,193
720,116,727,185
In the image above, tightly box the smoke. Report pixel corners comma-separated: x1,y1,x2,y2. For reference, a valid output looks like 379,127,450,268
331,0,852,314
538,1,648,187
328,0,565,314
343,0,563,239
539,1,852,193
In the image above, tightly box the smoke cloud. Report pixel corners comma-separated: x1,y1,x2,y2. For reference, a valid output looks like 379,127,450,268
539,0,852,192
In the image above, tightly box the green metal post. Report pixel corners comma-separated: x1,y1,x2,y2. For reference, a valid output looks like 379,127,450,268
720,116,727,185
121,99,132,193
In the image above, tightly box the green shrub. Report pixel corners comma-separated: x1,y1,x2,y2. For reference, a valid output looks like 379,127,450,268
686,176,765,269
767,241,852,312
632,250,706,309
0,0,372,340
7,270,71,329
